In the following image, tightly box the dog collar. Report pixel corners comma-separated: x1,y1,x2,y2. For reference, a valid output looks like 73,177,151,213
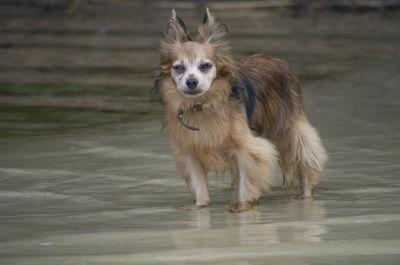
177,103,202,131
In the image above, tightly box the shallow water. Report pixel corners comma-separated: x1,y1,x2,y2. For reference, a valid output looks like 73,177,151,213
1,2,400,265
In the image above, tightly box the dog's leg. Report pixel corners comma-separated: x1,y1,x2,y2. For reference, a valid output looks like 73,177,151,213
175,150,210,209
228,152,255,212
228,114,277,212
229,141,276,212
280,161,295,190
297,118,327,198
229,127,277,212
281,117,327,197
279,161,288,188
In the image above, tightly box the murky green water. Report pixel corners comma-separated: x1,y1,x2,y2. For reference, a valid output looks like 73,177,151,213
1,2,400,264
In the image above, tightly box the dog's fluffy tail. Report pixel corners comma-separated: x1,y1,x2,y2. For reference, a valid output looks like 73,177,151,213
281,117,328,196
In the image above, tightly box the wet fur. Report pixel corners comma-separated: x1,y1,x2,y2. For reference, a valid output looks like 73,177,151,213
155,9,327,211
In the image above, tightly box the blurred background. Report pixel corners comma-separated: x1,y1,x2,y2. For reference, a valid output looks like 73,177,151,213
1,0,399,137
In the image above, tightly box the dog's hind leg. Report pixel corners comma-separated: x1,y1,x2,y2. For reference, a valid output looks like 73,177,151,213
174,150,210,209
281,117,327,197
229,115,277,212
280,161,287,187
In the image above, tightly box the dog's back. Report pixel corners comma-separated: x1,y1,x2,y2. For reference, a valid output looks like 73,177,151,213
234,54,304,140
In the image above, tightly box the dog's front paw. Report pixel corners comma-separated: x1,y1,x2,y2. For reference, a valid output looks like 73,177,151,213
178,204,208,210
228,201,253,213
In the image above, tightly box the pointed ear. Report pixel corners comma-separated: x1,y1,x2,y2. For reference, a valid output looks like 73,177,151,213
197,8,228,44
163,9,190,44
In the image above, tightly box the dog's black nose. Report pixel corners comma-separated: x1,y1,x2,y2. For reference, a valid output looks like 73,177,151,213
186,78,198,89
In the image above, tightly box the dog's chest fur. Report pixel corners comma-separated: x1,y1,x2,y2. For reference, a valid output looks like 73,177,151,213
161,77,234,148
169,103,231,149
170,106,237,174
159,77,240,173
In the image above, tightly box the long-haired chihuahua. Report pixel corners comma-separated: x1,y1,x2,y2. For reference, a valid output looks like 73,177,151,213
154,9,327,212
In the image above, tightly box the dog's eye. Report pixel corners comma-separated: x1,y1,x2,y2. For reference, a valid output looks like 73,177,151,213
199,63,212,72
173,65,185,73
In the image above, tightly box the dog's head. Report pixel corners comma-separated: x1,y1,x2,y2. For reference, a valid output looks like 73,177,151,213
158,8,233,98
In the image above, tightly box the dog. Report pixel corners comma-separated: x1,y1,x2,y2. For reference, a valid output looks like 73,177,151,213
154,8,327,212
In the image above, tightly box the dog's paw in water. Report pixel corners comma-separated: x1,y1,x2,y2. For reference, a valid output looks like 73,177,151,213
228,201,254,213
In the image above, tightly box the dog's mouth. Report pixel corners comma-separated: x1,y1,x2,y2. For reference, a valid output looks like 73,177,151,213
182,89,205,97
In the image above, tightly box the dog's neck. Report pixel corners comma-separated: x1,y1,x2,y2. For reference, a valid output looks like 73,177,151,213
177,102,203,131
190,102,203,112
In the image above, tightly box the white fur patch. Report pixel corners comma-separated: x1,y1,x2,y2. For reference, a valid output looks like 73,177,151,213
295,119,328,172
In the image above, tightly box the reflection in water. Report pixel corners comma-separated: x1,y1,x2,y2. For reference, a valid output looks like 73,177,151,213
225,200,327,245
172,200,326,253
188,207,212,230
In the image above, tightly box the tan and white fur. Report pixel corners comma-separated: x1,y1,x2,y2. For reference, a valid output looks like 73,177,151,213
155,9,327,212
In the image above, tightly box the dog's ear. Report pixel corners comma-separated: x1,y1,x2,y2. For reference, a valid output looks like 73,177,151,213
158,10,190,78
197,8,228,44
196,8,234,78
163,9,190,44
